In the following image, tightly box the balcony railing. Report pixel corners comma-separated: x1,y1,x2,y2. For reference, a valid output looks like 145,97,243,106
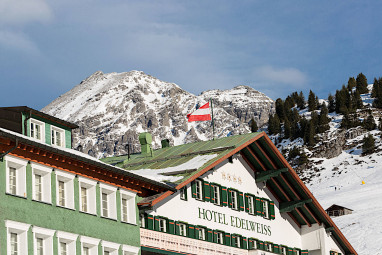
140,228,249,255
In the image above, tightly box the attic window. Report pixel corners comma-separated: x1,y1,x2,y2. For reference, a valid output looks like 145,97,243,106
30,119,44,142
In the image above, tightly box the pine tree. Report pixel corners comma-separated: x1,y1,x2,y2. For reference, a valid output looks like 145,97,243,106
328,94,336,113
318,104,330,133
308,90,317,112
296,91,305,109
371,78,379,98
356,72,368,94
298,152,308,165
363,112,376,131
362,134,375,155
250,118,258,132
275,98,286,122
378,118,382,130
373,78,382,109
347,77,356,91
354,90,363,109
304,122,315,146
284,118,291,139
268,114,281,135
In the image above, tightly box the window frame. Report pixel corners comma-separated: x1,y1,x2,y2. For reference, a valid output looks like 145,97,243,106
102,240,120,255
215,231,224,245
56,231,78,255
99,183,117,220
80,236,100,255
231,235,241,248
5,220,30,255
121,244,140,255
230,190,239,210
197,227,206,241
55,170,75,210
212,185,221,205
5,155,28,198
179,186,187,201
78,177,97,215
281,246,287,255
158,218,167,232
263,200,269,219
32,226,55,255
265,242,273,252
195,180,203,200
31,162,52,204
120,189,136,224
247,195,255,215
30,118,45,142
51,126,65,147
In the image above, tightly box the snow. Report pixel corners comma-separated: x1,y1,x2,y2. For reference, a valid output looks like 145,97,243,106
131,154,217,183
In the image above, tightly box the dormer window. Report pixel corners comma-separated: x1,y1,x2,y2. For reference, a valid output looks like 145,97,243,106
51,126,65,147
30,119,44,142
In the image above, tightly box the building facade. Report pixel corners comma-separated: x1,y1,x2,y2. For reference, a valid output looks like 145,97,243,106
0,107,172,255
103,132,358,255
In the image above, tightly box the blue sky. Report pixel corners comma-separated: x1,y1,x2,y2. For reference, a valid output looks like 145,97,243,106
1,1,382,110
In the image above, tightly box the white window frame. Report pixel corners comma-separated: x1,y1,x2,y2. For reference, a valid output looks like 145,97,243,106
248,195,255,215
158,218,167,232
56,231,78,255
100,183,117,220
281,246,287,255
230,190,238,210
120,189,136,224
78,177,97,215
55,170,75,210
5,220,30,255
179,223,187,237
80,236,100,255
216,232,223,245
5,155,27,197
195,180,203,200
51,126,65,147
31,162,52,204
179,187,187,200
232,235,241,248
102,240,120,255
265,243,272,252
197,227,206,240
121,244,140,255
32,226,55,255
212,185,221,205
30,118,45,142
263,200,269,219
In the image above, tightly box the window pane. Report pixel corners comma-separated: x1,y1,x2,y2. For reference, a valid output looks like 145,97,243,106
10,233,18,255
36,237,43,255
56,131,61,146
122,198,128,222
81,187,87,212
102,193,108,217
104,251,110,255
51,130,55,145
35,174,42,201
60,242,67,255
9,167,17,195
36,124,41,139
83,247,89,255
58,181,65,206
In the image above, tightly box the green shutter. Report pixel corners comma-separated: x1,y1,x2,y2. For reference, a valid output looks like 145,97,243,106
213,231,218,243
248,238,254,250
191,181,197,198
207,229,213,242
255,197,263,216
258,240,264,250
154,216,159,231
188,224,195,238
181,186,188,200
221,186,228,207
203,181,211,202
270,200,276,220
147,215,154,230
273,244,280,254
228,188,232,208
224,233,231,246
244,194,249,212
242,237,248,249
195,226,200,239
168,219,175,234
301,250,308,255
210,184,215,203
175,221,180,235
287,247,293,255
239,192,244,211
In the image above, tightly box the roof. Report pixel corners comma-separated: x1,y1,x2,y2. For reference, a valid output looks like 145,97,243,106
0,128,174,195
326,204,354,212
0,106,79,129
102,131,357,255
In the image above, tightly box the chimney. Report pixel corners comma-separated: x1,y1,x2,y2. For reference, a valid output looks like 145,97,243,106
139,132,153,156
161,139,170,148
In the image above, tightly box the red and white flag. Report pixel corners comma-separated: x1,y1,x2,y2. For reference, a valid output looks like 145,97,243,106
187,102,211,122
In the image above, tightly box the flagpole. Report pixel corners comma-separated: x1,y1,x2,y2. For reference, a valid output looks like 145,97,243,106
210,99,215,140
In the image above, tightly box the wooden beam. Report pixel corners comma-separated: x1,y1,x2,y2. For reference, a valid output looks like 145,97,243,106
246,146,266,170
255,168,288,183
280,199,313,213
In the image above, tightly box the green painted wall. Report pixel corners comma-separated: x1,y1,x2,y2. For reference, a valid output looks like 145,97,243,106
23,113,72,148
0,159,141,255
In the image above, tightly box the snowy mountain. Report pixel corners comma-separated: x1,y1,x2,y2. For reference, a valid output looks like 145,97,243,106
42,70,274,158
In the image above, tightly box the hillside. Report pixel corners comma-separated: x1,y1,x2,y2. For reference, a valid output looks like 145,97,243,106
42,70,274,158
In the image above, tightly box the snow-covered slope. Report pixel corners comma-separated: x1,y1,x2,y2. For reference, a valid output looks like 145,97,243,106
42,71,274,158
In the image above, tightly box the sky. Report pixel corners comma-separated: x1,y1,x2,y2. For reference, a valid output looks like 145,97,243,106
1,0,382,110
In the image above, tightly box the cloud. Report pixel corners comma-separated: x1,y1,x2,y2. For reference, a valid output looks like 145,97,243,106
0,0,52,26
0,30,39,54
253,65,308,87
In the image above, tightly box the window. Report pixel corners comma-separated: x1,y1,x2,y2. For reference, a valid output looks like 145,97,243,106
230,190,238,210
31,162,52,203
57,231,77,255
80,236,100,255
120,189,136,224
102,240,120,255
180,186,187,200
5,156,27,197
158,218,167,232
232,235,241,248
248,195,255,214
197,227,206,240
195,180,203,200
263,200,269,219
100,183,117,220
51,126,65,147
55,170,75,209
215,232,224,244
30,119,44,141
179,223,187,236
78,177,97,215
265,243,272,252
32,226,54,255
249,239,257,250
212,185,221,205
140,214,145,228
6,220,30,255
121,245,140,255
281,246,287,255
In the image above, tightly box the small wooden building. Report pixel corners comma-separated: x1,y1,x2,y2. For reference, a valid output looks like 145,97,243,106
326,204,353,217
